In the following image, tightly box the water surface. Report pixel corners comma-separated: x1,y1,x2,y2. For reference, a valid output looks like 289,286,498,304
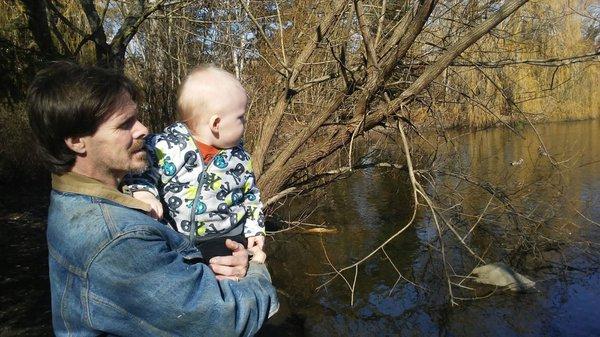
261,120,600,336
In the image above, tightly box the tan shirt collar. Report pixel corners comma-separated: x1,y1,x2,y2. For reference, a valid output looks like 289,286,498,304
52,172,151,213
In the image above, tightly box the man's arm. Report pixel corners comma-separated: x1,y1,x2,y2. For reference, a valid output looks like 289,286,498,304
86,228,278,336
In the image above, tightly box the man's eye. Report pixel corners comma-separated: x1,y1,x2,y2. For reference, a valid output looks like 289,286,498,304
120,119,135,129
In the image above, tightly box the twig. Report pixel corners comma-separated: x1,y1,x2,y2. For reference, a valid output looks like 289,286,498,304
315,116,420,304
237,0,289,73
351,265,358,306
316,238,355,305
374,0,387,48
382,247,426,296
353,0,379,68
463,194,494,240
573,208,600,228
264,187,298,207
274,0,288,73
347,119,364,172
397,52,600,68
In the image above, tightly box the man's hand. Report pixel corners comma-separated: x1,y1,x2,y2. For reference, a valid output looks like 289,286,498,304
209,239,249,281
133,190,164,220
247,235,265,250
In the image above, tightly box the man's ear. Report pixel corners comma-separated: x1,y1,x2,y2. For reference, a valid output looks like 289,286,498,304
64,136,86,154
209,115,221,134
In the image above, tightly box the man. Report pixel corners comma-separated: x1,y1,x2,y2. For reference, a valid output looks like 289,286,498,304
27,61,278,336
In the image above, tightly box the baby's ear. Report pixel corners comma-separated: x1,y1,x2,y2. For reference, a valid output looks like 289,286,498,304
209,115,221,133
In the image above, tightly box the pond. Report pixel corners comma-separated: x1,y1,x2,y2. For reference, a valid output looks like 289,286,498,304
0,120,598,336
261,119,600,336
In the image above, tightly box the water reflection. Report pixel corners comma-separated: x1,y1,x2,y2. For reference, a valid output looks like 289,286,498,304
263,120,600,336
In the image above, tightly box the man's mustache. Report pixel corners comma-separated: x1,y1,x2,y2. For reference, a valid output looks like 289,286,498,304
131,140,146,153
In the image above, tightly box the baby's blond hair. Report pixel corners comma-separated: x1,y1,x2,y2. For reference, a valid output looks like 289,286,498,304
177,65,244,129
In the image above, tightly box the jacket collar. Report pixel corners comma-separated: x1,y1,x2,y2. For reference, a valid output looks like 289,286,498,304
52,172,151,213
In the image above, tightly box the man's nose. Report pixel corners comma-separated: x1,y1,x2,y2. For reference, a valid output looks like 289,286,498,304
132,120,148,139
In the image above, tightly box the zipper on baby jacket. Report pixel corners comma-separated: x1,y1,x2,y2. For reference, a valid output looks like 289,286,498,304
188,148,222,246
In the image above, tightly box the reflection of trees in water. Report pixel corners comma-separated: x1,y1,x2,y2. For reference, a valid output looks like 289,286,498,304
424,122,600,301
276,120,599,310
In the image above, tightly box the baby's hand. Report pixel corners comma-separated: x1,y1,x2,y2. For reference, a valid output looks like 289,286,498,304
133,191,164,220
247,235,265,250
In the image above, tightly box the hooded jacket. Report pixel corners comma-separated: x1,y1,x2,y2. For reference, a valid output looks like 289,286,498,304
124,122,265,242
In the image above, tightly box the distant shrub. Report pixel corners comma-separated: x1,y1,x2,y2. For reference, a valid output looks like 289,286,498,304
0,103,47,187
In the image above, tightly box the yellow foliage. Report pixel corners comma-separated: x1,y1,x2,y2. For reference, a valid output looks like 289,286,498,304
439,0,599,129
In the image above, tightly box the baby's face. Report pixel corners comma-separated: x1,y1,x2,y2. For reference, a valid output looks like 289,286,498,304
213,88,247,148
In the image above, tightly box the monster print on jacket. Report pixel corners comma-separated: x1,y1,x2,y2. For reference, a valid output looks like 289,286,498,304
123,122,265,241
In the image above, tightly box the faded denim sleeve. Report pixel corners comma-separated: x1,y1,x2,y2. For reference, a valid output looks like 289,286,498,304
122,134,161,197
86,228,279,336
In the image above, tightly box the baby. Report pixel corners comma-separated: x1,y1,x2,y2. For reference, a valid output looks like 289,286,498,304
124,65,265,260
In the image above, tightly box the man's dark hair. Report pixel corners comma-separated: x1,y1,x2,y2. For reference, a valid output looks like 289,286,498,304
27,61,141,174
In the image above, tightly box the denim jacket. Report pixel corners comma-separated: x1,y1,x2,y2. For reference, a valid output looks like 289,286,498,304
47,172,278,336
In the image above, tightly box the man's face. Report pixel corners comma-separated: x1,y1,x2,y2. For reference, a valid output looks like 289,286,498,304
82,92,149,181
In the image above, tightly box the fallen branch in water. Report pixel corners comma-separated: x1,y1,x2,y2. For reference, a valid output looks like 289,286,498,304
267,220,338,235
315,118,424,306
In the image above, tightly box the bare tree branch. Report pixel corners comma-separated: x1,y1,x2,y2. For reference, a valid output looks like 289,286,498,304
252,0,349,178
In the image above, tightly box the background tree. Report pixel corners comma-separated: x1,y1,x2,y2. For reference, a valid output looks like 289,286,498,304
17,0,182,69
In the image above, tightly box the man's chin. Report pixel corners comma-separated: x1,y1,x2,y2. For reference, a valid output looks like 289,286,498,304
129,152,149,174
